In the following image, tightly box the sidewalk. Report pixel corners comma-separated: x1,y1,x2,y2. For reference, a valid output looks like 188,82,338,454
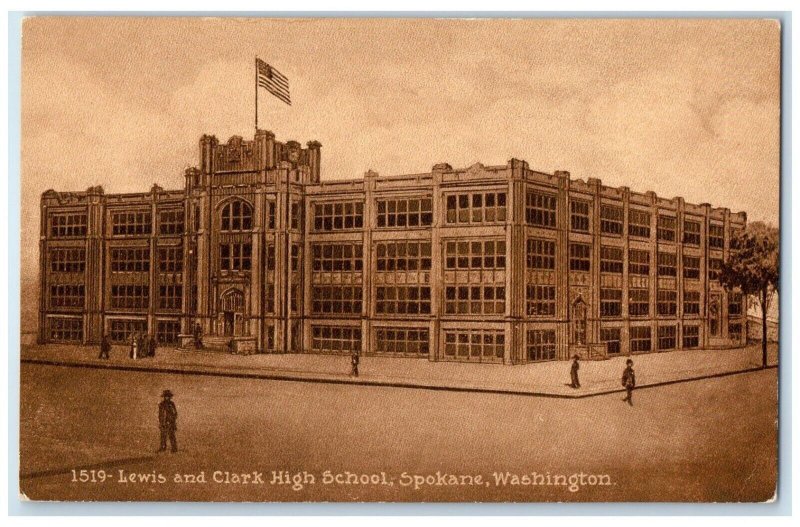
20,342,778,397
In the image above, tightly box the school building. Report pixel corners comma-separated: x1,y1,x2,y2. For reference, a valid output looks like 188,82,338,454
38,128,747,363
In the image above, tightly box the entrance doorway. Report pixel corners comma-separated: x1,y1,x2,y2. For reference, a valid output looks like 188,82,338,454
219,288,245,336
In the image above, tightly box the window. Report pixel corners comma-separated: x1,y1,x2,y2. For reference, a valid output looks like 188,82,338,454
156,320,181,345
444,240,506,270
657,215,676,242
683,220,701,246
447,192,507,224
159,209,184,235
601,328,621,355
377,241,432,272
683,290,701,315
158,247,183,273
375,286,432,314
600,246,623,274
290,201,302,230
570,200,590,232
219,243,252,271
657,290,678,316
266,201,276,229
709,258,723,281
683,255,700,280
265,284,276,314
444,285,505,315
600,289,623,317
683,325,700,348
571,300,587,345
312,326,362,354
629,289,649,317
264,245,276,272
313,201,364,231
600,204,623,235
527,239,556,269
49,317,83,342
657,252,677,277
629,249,650,275
311,286,362,314
443,329,504,362
728,292,743,316
110,285,149,309
526,330,556,361
291,244,300,272
709,224,725,249
158,285,182,310
630,326,652,353
375,328,430,357
49,248,86,273
49,284,85,308
629,209,651,238
109,319,147,343
569,243,591,272
526,285,556,317
729,322,743,341
658,325,677,350
525,191,556,227
312,243,363,272
50,213,88,238
111,210,152,236
377,197,433,227
110,248,150,272
220,200,253,231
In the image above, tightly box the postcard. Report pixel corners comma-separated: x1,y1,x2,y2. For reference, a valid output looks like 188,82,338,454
19,17,780,503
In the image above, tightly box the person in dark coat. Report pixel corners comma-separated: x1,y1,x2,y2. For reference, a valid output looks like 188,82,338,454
350,349,360,377
157,389,178,453
148,334,158,358
98,334,111,360
622,359,636,406
569,355,581,388
193,323,204,349
140,335,150,358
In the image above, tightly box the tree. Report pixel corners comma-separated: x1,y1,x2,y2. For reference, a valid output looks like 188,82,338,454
719,222,779,368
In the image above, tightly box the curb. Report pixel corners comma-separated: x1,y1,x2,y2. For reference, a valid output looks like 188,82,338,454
20,357,778,399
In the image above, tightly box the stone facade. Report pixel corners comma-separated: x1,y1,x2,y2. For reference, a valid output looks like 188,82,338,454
39,130,747,363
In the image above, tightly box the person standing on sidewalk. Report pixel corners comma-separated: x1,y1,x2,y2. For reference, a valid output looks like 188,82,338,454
98,334,111,360
130,333,139,359
157,389,178,453
569,355,581,389
148,334,158,358
350,348,360,377
621,359,636,406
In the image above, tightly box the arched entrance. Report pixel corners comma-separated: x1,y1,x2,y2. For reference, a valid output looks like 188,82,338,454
219,288,245,336
571,296,588,345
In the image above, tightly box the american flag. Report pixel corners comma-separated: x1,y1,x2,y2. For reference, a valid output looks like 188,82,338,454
256,58,291,106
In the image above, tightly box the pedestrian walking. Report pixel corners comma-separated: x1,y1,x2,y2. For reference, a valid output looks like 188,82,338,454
98,334,111,360
350,349,360,377
569,355,581,388
621,359,636,406
157,389,178,453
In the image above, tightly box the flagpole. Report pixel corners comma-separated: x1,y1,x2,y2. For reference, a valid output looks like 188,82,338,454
254,56,259,132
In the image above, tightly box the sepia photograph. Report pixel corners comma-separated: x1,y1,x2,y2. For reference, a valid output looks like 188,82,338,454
17,16,781,503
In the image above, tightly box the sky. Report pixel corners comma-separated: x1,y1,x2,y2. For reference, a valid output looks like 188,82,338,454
20,17,781,289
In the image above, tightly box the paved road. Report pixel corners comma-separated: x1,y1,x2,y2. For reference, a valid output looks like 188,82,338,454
19,363,777,502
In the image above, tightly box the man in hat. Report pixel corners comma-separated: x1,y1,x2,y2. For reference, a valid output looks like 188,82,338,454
350,348,360,378
621,359,636,406
157,389,178,453
98,334,111,360
569,355,581,389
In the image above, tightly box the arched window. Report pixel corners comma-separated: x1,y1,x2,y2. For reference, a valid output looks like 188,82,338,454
221,200,253,231
571,296,587,345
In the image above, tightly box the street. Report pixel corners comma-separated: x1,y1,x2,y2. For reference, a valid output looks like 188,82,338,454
19,363,777,502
